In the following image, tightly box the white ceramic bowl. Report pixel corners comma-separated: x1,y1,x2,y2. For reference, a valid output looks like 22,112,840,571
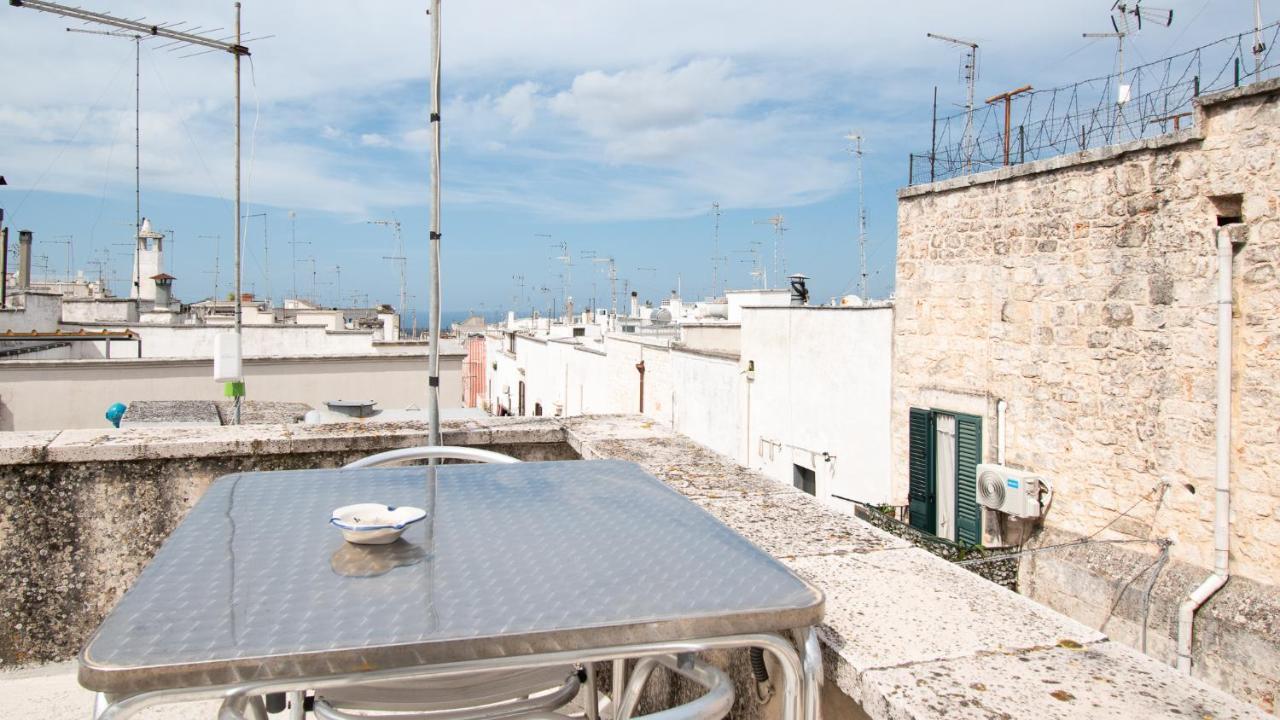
330,503,427,545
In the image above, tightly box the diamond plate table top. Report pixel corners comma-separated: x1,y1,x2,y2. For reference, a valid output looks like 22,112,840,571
79,460,823,694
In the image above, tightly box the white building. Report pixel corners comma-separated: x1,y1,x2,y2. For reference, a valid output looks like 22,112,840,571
484,292,895,509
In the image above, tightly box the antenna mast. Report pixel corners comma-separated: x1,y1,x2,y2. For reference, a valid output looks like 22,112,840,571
710,202,724,298
199,234,221,300
288,211,309,302
370,217,407,322
751,214,785,289
11,0,253,422
1087,3,1172,139
927,32,979,172
844,133,869,300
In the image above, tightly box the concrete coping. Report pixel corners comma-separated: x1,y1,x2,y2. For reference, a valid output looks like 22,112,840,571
1,414,1264,719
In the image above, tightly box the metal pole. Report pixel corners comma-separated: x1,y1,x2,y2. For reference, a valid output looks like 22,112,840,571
233,1,242,425
1254,0,1266,78
929,86,937,182
0,225,7,309
133,36,141,298
427,0,443,450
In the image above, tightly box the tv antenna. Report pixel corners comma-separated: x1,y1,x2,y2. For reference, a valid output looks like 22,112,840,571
299,256,317,304
242,212,268,304
710,202,728,298
11,0,256,423
752,213,785,288
49,235,74,282
1111,2,1173,32
927,32,979,173
591,256,618,323
369,217,407,317
844,133,869,301
512,274,526,310
199,234,221,300
64,26,145,257
546,235,572,309
287,211,309,302
1085,2,1172,134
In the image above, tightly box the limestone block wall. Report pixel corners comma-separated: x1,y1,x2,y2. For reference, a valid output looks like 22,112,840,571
893,79,1280,581
892,80,1280,708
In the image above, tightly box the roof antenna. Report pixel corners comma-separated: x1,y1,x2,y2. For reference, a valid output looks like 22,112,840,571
11,0,253,423
927,32,979,173
1084,1,1173,138
844,133,869,302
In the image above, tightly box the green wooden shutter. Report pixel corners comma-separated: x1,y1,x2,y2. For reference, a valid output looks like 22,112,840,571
955,414,983,546
908,408,934,532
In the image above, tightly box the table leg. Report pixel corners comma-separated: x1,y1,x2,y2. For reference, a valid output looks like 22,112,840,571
612,658,626,718
91,692,110,719
792,627,823,720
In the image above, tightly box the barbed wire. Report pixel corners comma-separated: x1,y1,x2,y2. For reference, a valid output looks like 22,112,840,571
909,22,1280,185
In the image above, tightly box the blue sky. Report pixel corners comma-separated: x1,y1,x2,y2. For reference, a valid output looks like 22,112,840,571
0,0,1262,314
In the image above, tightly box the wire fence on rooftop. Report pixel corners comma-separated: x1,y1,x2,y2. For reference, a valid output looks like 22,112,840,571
908,23,1280,185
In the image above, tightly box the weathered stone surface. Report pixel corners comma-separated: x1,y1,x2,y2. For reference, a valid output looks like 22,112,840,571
893,78,1280,710
120,401,220,427
786,550,1104,678
2,414,1264,719
694,493,909,558
860,641,1265,720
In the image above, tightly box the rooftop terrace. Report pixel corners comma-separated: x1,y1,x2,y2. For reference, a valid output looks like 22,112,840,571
0,415,1265,718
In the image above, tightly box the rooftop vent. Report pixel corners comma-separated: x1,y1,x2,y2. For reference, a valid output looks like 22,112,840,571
325,399,378,418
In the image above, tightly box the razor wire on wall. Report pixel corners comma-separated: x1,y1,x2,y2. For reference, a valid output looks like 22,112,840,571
908,23,1280,185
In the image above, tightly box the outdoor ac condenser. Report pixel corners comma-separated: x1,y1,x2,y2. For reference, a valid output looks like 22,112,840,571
975,463,1045,518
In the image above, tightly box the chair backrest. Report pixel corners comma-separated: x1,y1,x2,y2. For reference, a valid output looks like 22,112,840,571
344,446,521,469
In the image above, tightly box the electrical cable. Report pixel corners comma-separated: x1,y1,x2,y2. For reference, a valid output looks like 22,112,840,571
954,482,1171,567
7,47,133,226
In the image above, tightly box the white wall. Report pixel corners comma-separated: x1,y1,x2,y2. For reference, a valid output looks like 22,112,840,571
670,348,743,461
739,306,893,505
56,323,422,359
0,292,63,332
0,353,464,431
483,306,894,509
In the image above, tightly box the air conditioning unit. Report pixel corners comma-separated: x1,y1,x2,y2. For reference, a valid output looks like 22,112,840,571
976,463,1045,518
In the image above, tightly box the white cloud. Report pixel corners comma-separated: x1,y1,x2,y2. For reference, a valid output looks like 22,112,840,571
494,82,541,133
0,0,1250,222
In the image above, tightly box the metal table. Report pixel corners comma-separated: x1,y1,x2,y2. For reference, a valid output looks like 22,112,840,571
79,459,825,719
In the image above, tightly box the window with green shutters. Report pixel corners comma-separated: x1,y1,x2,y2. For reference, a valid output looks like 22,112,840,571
907,407,983,545
954,414,983,546
908,408,935,533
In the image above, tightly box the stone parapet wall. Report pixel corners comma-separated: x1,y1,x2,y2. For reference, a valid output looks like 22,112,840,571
892,78,1280,710
0,416,1261,718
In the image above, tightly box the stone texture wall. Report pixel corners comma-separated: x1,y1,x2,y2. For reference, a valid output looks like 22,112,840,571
892,79,1280,710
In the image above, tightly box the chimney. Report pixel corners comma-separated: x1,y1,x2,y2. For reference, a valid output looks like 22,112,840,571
17,230,32,290
566,296,575,324
630,291,639,318
788,273,810,306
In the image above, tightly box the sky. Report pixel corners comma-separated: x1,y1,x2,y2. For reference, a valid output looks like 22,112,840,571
0,0,1263,315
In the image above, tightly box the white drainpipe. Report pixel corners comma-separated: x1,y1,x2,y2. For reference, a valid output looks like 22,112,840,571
996,399,1007,465
1176,224,1237,674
